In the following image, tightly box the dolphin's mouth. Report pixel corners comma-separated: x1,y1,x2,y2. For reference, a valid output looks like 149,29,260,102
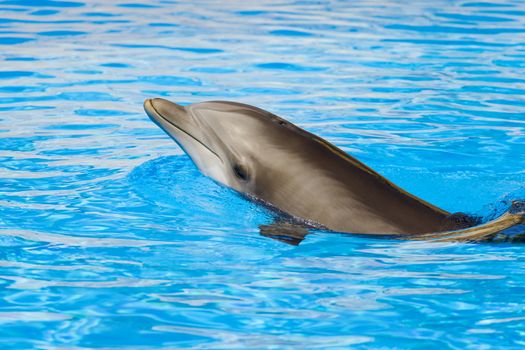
144,99,222,162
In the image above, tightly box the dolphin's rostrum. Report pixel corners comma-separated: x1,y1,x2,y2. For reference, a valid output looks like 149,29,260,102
144,98,524,243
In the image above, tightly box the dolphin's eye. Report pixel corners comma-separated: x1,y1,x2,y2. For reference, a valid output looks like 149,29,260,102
233,164,249,181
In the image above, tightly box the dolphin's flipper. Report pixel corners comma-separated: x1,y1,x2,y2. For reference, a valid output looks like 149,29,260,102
414,201,525,243
259,221,310,245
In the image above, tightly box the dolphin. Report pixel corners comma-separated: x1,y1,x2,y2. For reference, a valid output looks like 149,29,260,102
143,97,524,243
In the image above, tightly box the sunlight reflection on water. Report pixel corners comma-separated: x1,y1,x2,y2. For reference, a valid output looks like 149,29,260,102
0,0,525,348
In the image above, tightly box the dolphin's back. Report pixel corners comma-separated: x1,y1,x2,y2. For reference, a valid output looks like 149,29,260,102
258,128,451,234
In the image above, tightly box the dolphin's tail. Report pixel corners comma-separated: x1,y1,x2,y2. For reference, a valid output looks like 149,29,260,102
413,201,525,243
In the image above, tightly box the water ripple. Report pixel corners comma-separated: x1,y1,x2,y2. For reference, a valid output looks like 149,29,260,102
0,0,525,348
0,229,175,247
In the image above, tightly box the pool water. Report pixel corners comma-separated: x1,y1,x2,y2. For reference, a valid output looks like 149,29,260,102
1,0,525,348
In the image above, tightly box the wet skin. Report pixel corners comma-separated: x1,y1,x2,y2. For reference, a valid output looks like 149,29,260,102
143,98,476,236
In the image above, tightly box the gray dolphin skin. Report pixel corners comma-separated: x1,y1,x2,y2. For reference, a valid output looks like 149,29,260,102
144,98,524,242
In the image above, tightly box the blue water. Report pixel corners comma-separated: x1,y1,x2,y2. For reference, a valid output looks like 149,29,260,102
1,0,525,348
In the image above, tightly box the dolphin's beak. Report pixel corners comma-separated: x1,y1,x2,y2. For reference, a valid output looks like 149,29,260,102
143,98,162,127
143,97,222,161
143,98,154,114
144,97,190,139
143,98,186,126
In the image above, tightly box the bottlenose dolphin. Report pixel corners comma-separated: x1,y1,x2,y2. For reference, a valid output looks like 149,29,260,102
143,98,524,243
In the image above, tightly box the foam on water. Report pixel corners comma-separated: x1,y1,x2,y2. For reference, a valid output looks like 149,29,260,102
1,0,525,348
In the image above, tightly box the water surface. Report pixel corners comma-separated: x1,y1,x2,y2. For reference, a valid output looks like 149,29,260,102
1,0,525,348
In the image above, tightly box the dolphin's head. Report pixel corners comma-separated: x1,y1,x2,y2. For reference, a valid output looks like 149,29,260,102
144,98,308,194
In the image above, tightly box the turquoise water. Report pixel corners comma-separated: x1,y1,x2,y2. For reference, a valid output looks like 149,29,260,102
1,0,525,348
